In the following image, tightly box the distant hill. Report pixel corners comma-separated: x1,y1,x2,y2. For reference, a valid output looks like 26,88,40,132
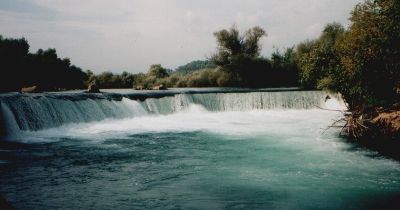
174,60,216,75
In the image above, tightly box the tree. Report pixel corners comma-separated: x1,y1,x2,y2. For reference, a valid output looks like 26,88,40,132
148,64,169,78
271,47,299,87
96,72,115,88
0,36,88,92
211,26,266,71
335,0,400,108
211,26,270,87
132,73,147,88
0,36,30,91
174,60,216,75
295,23,345,89
120,71,135,88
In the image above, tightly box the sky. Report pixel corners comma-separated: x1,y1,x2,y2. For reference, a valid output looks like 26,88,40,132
0,0,361,73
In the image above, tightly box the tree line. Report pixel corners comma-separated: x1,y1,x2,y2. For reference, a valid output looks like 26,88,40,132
295,0,399,110
1,0,398,111
0,36,87,92
0,33,298,92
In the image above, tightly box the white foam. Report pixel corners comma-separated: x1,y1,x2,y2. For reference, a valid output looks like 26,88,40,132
1,91,348,143
324,98,347,111
23,104,344,145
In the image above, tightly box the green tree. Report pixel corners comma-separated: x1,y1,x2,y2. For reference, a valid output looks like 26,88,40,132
335,0,400,108
96,72,114,88
211,26,266,71
148,64,169,78
211,26,270,87
174,60,216,75
120,71,135,88
271,47,299,87
295,23,345,89
132,73,147,88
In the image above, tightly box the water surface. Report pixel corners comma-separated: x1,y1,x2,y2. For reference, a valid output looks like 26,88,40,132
0,90,399,209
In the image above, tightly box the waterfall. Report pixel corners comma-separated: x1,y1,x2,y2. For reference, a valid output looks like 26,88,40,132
0,102,21,139
0,90,345,136
186,91,336,111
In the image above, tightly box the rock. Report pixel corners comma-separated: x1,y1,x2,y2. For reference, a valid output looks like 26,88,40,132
87,82,100,93
134,85,144,90
21,86,39,93
324,95,331,102
152,84,167,90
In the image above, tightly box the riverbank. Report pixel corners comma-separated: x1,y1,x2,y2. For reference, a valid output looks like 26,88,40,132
346,104,400,160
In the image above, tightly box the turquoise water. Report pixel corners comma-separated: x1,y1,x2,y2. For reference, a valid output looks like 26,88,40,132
1,107,400,209
0,90,399,209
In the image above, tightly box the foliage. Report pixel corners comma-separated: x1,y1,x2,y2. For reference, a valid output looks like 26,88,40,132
1,25,301,91
89,71,135,89
132,64,171,89
211,26,299,87
270,48,300,87
211,26,266,79
148,64,169,78
0,36,88,92
173,68,236,88
334,0,400,108
174,60,216,75
132,73,147,88
295,23,345,89
296,0,400,109
3,0,398,99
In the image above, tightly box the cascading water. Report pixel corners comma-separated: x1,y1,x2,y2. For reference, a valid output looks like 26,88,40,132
1,89,400,210
0,90,344,136
0,101,21,138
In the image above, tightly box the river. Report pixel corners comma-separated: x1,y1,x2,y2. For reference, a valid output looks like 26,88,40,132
0,88,399,209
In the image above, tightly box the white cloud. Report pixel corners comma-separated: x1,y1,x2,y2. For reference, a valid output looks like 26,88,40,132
0,0,361,73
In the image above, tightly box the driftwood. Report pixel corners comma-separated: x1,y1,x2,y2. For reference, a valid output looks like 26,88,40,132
341,112,370,139
321,108,370,139
320,104,400,140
